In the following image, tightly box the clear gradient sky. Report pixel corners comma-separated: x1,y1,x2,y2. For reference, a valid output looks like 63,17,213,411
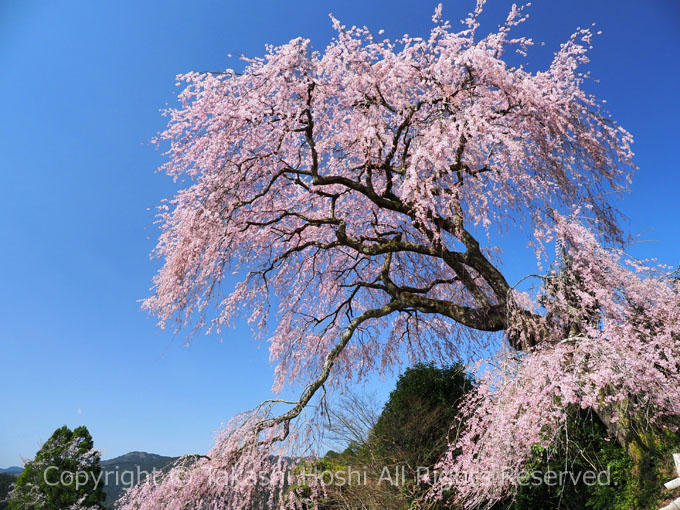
1,0,678,467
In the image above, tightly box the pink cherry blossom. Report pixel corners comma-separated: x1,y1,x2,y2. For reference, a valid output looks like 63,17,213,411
117,3,678,509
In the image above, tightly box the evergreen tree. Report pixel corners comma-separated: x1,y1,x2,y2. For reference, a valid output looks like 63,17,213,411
315,363,474,509
8,425,104,510
371,362,474,471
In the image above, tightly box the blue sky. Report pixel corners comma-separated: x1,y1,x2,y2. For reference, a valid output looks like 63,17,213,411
0,0,678,467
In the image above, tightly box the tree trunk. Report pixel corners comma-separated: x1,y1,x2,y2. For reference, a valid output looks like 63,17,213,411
595,403,659,504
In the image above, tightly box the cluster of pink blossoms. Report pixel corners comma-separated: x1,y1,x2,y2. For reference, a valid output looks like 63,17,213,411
116,1,678,508
434,217,680,507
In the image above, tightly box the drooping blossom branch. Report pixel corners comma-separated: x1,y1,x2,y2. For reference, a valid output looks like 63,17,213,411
124,1,658,508
433,217,680,507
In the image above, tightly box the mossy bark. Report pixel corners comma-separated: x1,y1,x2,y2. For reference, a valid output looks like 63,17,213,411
595,404,667,508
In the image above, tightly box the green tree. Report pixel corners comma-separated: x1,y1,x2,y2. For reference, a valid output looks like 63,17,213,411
370,363,474,470
316,363,474,509
8,425,105,510
504,409,680,510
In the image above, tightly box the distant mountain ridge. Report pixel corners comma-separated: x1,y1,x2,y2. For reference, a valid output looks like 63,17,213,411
101,450,174,466
99,451,179,508
0,467,22,475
